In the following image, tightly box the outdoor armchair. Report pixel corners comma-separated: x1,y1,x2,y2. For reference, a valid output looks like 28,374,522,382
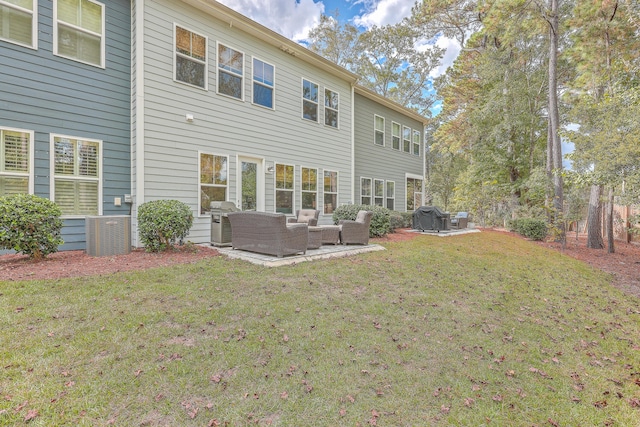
338,210,373,245
287,209,319,226
450,212,469,229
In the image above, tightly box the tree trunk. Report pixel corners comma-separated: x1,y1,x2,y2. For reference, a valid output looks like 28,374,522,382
606,187,615,253
587,184,604,249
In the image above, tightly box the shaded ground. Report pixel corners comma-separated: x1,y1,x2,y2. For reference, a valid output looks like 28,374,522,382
1,229,639,299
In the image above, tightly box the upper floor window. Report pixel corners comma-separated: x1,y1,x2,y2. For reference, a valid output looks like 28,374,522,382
324,88,339,128
275,163,294,214
51,134,101,216
252,58,274,108
301,167,317,209
175,25,207,89
0,127,32,195
54,0,104,67
302,79,318,122
374,115,384,146
199,152,228,215
403,126,411,153
323,170,338,214
360,177,372,205
392,122,401,150
0,0,37,49
218,43,243,100
413,130,421,156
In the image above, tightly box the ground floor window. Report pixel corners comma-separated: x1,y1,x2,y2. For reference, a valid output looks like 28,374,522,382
301,167,317,209
374,179,384,206
361,177,372,205
275,163,294,214
406,177,423,211
323,170,338,214
52,134,101,216
199,152,228,215
1,127,32,195
386,181,395,210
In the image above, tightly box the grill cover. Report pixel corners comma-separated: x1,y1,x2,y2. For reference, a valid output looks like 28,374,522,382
412,206,450,231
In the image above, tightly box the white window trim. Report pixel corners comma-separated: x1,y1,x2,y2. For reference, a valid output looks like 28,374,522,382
251,56,275,110
50,133,103,218
374,115,385,146
0,0,38,49
322,169,338,215
300,165,318,210
412,129,421,156
360,176,372,205
406,173,423,212
324,86,339,129
391,122,401,151
53,0,105,68
386,180,395,211
373,178,384,207
403,125,411,153
0,126,35,194
301,78,319,123
198,151,229,217
274,162,295,214
217,41,244,101
173,22,208,90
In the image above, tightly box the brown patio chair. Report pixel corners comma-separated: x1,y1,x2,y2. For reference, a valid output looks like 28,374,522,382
338,210,373,245
287,209,319,226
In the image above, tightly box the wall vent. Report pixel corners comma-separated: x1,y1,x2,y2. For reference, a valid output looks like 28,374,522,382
85,215,131,257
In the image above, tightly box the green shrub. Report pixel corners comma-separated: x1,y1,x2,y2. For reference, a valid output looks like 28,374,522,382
389,211,413,230
510,218,548,241
0,194,64,259
332,204,391,237
138,200,193,252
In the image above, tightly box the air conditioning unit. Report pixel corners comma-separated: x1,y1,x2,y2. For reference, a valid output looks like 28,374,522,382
85,215,131,257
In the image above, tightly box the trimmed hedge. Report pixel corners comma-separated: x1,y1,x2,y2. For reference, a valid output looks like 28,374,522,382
138,200,193,252
508,218,548,241
0,194,64,259
332,204,391,237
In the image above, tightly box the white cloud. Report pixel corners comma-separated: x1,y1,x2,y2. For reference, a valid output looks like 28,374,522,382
217,0,325,42
352,0,416,28
426,36,461,78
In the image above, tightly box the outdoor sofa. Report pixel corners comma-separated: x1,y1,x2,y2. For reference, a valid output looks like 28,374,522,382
226,211,308,257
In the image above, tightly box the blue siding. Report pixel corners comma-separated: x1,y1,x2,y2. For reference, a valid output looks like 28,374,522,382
0,0,131,251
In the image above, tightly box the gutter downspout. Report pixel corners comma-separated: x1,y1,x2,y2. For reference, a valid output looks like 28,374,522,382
350,84,355,204
133,0,145,247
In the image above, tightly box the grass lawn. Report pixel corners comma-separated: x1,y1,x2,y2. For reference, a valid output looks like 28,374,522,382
1,231,640,426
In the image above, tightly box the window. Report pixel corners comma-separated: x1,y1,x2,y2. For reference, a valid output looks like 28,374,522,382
403,126,411,153
360,177,372,205
253,58,274,108
324,88,339,128
301,167,317,209
52,135,101,216
218,43,243,99
0,0,37,48
0,127,32,195
392,122,401,150
199,153,228,215
275,163,294,214
323,170,337,214
175,25,207,89
406,176,423,211
413,130,421,156
302,79,318,122
374,115,384,146
54,0,104,67
386,181,395,210
374,179,384,206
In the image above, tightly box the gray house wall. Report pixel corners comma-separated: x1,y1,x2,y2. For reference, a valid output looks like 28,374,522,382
133,0,357,245
353,91,425,212
0,0,132,250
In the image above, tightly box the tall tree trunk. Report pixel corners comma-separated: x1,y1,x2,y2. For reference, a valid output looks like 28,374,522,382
606,187,615,253
548,0,564,241
587,184,604,249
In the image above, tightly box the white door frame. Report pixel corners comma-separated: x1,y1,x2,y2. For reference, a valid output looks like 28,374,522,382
236,155,265,211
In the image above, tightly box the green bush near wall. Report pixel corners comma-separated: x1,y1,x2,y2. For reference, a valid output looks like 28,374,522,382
507,217,548,241
0,194,64,259
332,204,391,237
138,200,193,252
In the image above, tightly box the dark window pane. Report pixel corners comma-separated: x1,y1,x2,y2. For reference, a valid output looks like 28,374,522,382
253,83,273,108
219,71,242,98
176,56,205,88
303,101,318,121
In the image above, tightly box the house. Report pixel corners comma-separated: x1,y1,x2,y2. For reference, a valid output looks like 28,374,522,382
0,0,131,250
1,0,425,251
